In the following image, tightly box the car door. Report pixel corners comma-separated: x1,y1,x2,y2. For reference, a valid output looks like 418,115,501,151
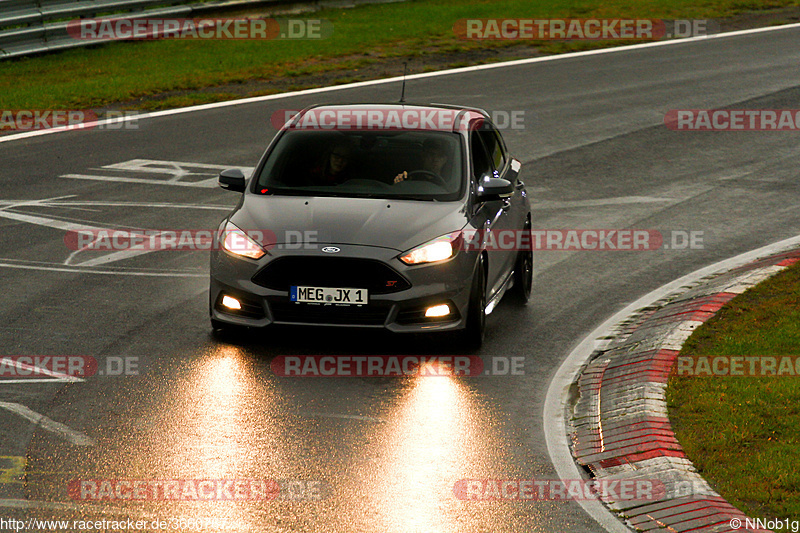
469,123,518,302
480,124,527,233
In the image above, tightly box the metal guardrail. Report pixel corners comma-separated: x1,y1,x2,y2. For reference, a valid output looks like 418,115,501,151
0,0,403,59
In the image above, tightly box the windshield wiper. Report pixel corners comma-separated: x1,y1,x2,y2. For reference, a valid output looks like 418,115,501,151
384,195,438,201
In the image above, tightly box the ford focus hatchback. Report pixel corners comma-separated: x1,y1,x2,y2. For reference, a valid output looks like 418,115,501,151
209,103,532,347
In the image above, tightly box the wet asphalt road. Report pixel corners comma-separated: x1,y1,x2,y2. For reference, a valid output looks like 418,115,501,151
2,26,800,532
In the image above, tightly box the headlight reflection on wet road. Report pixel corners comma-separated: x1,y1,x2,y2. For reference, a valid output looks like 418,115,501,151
355,373,511,533
142,345,285,531
26,349,542,532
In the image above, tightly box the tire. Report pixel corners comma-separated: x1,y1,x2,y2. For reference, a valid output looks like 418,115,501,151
464,255,487,349
512,222,533,304
210,316,247,336
211,318,229,331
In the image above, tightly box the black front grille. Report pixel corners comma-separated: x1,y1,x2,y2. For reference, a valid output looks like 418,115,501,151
252,257,410,295
269,301,389,326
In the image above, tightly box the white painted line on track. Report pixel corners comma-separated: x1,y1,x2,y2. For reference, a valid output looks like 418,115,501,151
0,198,231,214
543,234,800,532
59,159,253,189
0,357,83,383
304,412,387,423
60,174,217,188
0,206,169,268
0,195,77,213
0,379,85,384
530,196,673,209
105,159,237,172
60,159,254,188
13,201,233,211
0,203,117,233
67,248,160,267
0,402,94,446
0,259,205,277
0,196,232,271
2,23,800,145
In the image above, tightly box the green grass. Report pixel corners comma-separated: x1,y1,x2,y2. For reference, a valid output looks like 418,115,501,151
667,259,800,522
3,0,800,111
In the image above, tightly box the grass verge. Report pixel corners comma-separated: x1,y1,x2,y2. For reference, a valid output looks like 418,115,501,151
666,259,800,522
2,0,800,111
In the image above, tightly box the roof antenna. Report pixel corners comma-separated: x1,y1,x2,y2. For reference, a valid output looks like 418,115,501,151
399,61,408,103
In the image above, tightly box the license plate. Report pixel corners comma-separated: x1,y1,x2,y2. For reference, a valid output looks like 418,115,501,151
290,286,368,305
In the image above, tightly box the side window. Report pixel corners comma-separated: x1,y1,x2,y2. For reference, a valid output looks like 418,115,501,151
470,132,493,181
478,128,507,177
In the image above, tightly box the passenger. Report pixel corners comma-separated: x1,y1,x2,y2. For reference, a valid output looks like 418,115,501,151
310,141,354,185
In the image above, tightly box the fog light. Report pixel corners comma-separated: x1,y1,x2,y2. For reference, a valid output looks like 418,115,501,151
425,304,451,318
221,295,242,310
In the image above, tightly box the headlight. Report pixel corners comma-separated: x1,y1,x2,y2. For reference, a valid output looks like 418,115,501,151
399,232,461,265
221,221,265,260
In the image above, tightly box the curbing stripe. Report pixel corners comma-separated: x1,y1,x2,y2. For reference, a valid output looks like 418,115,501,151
570,248,800,532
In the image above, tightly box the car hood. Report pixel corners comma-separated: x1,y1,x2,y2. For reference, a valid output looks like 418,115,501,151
231,195,469,252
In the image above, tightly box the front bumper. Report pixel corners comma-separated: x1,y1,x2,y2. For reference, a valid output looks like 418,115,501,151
209,243,476,333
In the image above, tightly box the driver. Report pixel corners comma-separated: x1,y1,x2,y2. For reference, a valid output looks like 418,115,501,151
393,138,449,184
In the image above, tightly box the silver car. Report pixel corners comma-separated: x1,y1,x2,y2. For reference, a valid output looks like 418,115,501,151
209,103,532,347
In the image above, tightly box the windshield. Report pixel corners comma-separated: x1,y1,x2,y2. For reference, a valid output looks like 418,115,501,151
254,130,464,201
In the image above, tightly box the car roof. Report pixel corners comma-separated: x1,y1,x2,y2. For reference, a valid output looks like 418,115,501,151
284,103,491,133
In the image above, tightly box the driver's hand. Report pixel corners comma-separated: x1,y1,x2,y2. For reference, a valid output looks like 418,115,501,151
393,171,407,184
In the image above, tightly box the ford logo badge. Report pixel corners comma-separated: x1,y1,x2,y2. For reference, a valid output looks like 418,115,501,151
321,246,341,253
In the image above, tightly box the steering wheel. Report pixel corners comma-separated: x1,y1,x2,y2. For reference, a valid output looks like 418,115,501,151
406,170,447,187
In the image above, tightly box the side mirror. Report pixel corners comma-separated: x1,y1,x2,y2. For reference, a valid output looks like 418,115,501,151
476,177,513,201
219,169,246,192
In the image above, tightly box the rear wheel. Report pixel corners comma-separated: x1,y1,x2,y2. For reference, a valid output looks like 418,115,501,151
464,255,487,349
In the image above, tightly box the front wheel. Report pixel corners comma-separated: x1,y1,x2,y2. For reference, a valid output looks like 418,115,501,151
512,225,533,304
464,255,487,349
210,315,248,336
211,318,229,331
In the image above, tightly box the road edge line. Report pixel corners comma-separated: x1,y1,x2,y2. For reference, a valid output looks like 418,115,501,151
3,22,800,145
